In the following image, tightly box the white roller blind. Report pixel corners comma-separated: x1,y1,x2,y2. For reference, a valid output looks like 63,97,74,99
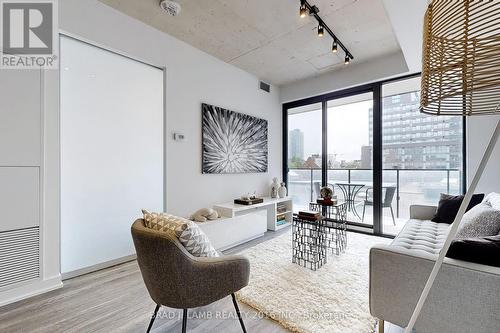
60,36,164,274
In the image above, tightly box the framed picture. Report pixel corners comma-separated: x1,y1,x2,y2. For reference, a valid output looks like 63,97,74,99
202,103,268,174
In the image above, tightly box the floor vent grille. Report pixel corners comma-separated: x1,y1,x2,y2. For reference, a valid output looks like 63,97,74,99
0,227,40,288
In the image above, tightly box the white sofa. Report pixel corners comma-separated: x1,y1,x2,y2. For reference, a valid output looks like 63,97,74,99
370,199,500,333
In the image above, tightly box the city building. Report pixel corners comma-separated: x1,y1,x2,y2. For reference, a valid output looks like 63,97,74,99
368,91,463,170
289,128,305,161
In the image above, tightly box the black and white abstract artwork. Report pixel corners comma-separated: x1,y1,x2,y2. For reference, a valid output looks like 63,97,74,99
202,103,268,174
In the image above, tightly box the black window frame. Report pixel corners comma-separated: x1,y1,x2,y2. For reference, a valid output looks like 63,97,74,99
282,73,467,236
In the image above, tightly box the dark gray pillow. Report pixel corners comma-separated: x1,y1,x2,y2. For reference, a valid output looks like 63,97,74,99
432,193,484,224
447,235,500,267
455,202,500,239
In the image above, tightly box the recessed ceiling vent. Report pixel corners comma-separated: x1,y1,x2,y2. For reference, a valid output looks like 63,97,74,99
259,81,271,93
160,0,182,16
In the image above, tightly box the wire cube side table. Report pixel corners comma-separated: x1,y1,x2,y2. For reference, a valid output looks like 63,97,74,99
292,215,327,271
309,201,348,255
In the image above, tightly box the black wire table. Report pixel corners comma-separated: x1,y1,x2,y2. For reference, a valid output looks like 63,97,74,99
292,215,327,271
309,201,348,255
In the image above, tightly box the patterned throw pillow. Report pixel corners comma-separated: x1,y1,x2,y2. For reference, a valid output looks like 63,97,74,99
455,202,500,239
142,210,219,257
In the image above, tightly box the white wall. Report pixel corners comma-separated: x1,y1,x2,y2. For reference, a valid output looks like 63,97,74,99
280,51,409,103
467,116,500,194
59,0,282,218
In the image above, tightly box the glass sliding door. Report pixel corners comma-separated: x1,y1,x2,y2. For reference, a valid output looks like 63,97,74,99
381,76,464,235
287,103,322,212
327,92,374,226
283,74,466,236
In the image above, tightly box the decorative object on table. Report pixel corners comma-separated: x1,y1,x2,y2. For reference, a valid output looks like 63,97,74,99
320,186,333,199
270,177,279,198
297,210,320,221
202,103,268,174
405,1,500,332
189,208,219,222
278,182,287,198
234,197,264,205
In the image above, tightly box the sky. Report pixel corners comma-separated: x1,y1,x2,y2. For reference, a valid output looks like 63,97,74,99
288,99,372,161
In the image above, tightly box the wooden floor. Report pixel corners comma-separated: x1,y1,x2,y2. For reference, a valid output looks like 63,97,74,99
0,228,403,333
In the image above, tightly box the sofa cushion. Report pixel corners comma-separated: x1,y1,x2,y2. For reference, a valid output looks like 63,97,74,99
391,219,450,255
431,193,484,224
447,235,500,267
455,202,500,239
484,192,500,210
142,209,219,257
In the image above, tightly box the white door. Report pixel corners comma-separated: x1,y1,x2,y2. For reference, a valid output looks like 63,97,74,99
60,36,164,275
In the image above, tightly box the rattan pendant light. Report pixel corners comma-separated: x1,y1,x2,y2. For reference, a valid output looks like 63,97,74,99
420,0,500,116
405,1,500,333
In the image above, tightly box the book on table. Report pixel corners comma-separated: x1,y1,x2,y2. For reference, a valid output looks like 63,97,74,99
297,210,321,221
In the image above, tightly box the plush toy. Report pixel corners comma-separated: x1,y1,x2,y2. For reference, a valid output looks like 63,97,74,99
190,208,219,222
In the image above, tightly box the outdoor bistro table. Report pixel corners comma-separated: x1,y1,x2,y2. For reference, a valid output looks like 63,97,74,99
332,182,397,220
334,182,366,219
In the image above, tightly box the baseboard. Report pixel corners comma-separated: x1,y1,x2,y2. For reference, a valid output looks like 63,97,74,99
0,275,63,308
62,254,137,280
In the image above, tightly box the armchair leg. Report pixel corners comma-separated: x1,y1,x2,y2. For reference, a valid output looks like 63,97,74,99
146,304,160,333
231,293,247,333
182,309,188,333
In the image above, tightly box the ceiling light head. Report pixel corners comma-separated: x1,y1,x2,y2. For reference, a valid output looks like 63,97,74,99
332,41,338,53
317,24,324,37
159,0,181,17
344,55,350,65
299,4,307,18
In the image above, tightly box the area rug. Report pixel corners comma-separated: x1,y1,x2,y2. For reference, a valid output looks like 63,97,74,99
236,231,391,333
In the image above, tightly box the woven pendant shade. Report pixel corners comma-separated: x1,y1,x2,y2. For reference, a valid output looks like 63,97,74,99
420,0,500,116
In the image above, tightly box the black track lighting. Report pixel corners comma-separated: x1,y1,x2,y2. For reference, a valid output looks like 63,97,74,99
317,24,324,37
332,40,338,53
299,4,307,18
298,0,354,63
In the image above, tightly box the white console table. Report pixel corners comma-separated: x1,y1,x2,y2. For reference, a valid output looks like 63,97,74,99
214,197,293,231
197,197,293,251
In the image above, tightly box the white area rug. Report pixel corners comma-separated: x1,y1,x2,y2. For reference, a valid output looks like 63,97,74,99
236,231,391,333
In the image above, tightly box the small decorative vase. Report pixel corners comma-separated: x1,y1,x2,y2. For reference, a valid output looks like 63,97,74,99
278,182,287,198
270,177,279,198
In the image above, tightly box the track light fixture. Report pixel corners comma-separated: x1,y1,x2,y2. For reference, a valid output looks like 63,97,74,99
332,40,338,53
317,24,324,37
299,2,307,18
298,0,354,63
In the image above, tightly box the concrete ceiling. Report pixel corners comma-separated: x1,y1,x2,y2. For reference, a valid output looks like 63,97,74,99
99,0,402,86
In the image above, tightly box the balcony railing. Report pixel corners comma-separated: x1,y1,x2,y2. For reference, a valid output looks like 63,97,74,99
288,167,462,220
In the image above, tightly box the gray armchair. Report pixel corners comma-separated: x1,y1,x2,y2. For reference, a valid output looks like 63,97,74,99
131,219,250,333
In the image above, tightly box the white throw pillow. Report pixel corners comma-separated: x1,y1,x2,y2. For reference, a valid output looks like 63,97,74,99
142,209,219,257
456,202,500,239
484,192,500,211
